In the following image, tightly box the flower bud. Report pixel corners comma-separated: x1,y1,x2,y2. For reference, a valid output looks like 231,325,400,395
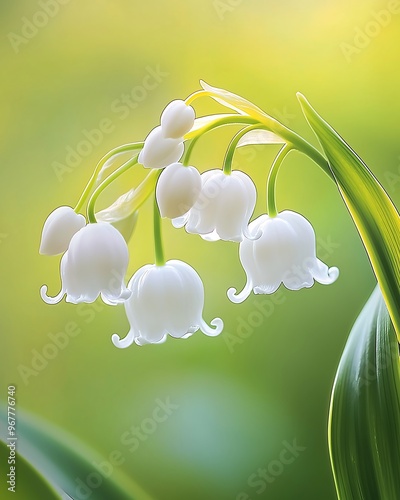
160,100,195,139
39,206,86,256
138,126,184,169
156,163,202,218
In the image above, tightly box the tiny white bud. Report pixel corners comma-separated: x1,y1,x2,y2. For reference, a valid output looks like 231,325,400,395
39,206,86,256
156,163,202,219
160,100,195,139
138,126,184,169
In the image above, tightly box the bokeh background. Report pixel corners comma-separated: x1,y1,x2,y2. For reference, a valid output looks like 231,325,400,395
1,0,400,499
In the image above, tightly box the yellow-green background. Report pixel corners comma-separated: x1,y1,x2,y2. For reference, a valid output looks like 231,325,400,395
1,0,399,499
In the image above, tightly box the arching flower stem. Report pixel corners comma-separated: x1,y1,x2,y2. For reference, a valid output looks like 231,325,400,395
182,115,259,166
74,142,143,213
222,124,266,175
153,185,165,266
87,155,139,223
184,89,212,106
267,144,294,218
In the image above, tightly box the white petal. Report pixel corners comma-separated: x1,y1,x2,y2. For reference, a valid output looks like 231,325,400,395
138,126,184,169
156,163,201,218
53,223,130,304
39,206,86,255
119,259,221,346
160,100,195,139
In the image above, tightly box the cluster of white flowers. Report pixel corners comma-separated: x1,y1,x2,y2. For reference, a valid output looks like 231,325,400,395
40,94,339,348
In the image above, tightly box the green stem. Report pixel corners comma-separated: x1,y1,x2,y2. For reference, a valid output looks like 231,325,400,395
266,144,294,217
183,116,259,165
185,114,332,182
74,143,143,213
184,89,211,106
153,191,165,266
223,124,265,175
87,155,139,223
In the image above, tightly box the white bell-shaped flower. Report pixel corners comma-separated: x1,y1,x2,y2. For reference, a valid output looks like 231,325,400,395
172,169,257,242
39,206,86,256
138,126,184,169
160,100,195,139
41,222,131,305
112,259,223,347
156,162,202,218
228,210,339,303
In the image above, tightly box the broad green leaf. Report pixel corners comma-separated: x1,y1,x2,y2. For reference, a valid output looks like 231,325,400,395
298,94,400,340
0,407,153,500
329,285,400,499
236,129,285,147
0,439,60,499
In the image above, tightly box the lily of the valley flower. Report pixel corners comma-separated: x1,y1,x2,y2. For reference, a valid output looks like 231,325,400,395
138,126,184,169
112,259,223,347
172,169,257,242
41,222,131,305
39,206,86,255
228,210,339,303
156,162,202,218
160,100,195,139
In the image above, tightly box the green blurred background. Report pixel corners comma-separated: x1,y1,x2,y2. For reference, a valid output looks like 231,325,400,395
1,0,399,498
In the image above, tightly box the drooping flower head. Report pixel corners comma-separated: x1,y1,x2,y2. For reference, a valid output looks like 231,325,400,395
156,162,202,219
172,169,257,242
228,210,339,303
41,222,131,305
112,259,223,347
39,206,86,255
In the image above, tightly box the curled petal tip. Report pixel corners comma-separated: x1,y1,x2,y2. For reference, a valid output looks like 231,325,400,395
327,266,340,283
227,280,253,304
314,261,340,285
112,330,135,349
40,284,65,305
200,317,223,337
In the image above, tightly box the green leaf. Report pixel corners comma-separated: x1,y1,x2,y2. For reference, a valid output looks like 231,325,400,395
0,439,60,499
0,407,153,500
328,285,400,499
298,94,400,340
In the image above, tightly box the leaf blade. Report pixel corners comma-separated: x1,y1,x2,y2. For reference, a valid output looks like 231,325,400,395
0,408,154,500
328,285,400,499
298,94,400,340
